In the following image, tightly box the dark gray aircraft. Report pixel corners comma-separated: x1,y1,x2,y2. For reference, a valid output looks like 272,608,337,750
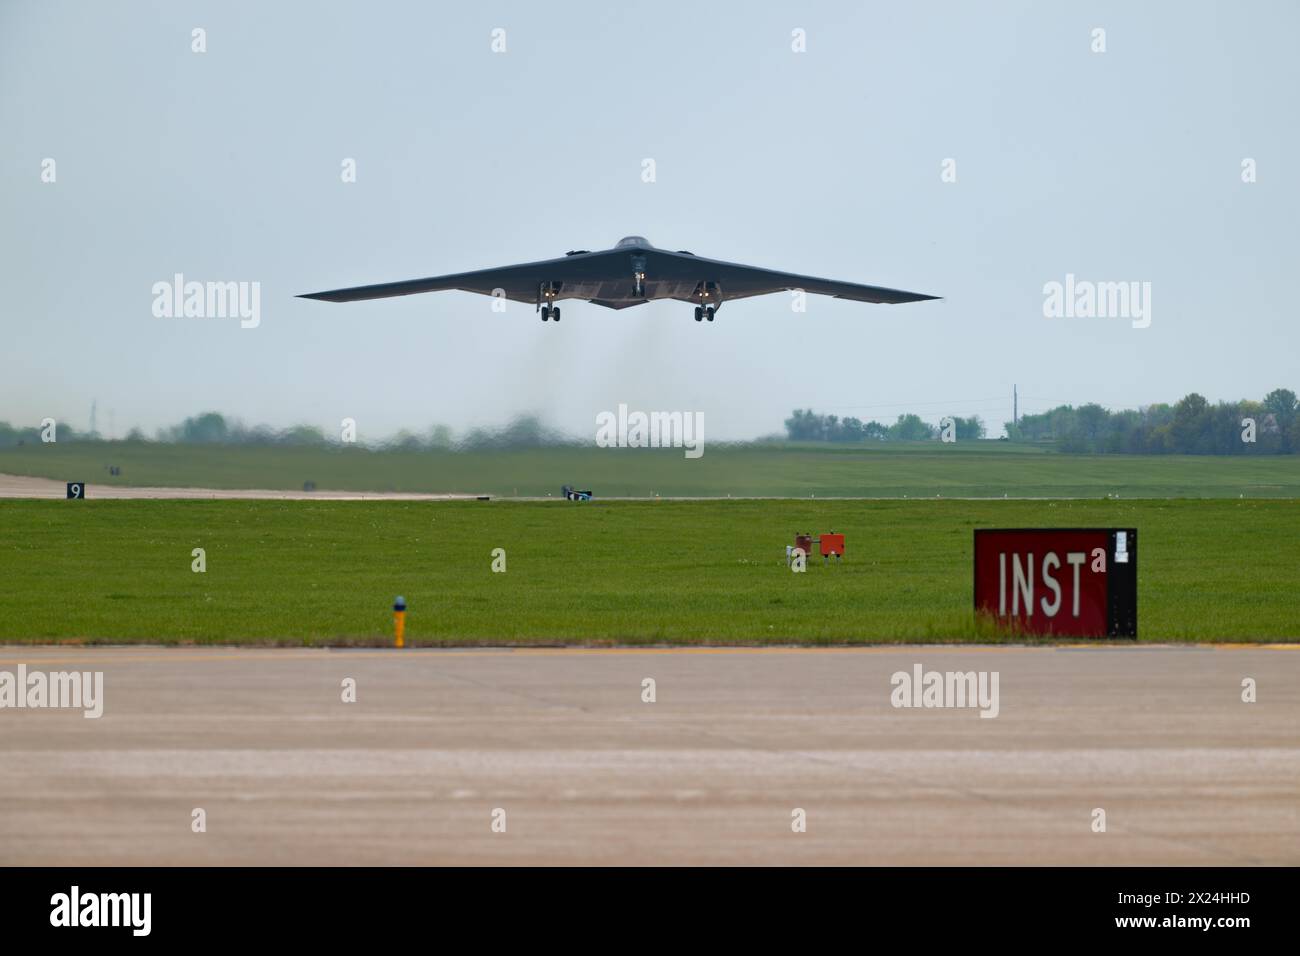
300,235,938,322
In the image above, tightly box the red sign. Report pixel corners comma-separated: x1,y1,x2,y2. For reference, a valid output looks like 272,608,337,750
973,529,1137,637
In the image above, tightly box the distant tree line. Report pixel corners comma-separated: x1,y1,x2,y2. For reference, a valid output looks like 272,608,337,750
0,412,576,451
1007,389,1298,454
784,389,1299,454
0,421,93,446
5,391,1295,455
784,409,986,442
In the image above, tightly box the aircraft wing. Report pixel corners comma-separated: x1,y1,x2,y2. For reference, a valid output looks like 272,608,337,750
297,249,624,305
299,245,939,307
646,249,939,305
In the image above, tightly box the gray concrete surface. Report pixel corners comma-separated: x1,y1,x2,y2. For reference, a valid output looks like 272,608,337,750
0,645,1296,865
0,473,1117,501
0,473,482,500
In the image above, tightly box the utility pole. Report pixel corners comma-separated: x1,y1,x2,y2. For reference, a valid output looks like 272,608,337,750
1013,385,1018,429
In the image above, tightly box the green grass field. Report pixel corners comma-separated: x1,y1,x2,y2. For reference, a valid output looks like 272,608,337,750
1,499,1295,644
3,439,1299,498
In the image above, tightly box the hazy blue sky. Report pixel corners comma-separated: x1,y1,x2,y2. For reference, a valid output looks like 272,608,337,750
3,0,1297,441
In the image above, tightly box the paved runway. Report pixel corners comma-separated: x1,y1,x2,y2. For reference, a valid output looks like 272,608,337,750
1,646,1296,865
0,473,481,500
0,473,1103,501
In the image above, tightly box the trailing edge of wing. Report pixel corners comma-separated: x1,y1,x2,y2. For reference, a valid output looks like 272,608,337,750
298,274,472,302
296,251,603,303
650,249,939,305
815,282,941,305
734,278,940,304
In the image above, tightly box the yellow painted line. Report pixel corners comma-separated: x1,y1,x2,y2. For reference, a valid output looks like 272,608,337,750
469,645,1038,656
0,646,1040,666
1210,643,1300,650
0,651,339,666
0,642,1295,666
0,645,1067,665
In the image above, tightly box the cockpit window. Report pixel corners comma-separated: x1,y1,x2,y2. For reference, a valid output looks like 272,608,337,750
616,236,650,248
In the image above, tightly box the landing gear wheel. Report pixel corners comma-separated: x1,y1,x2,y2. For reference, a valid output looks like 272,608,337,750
694,307,703,322
706,307,715,322
552,307,560,322
541,306,551,321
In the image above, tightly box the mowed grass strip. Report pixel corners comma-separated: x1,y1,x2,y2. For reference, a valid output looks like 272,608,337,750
4,440,1300,498
0,499,1296,644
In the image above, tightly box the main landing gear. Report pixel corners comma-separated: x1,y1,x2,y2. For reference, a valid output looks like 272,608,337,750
693,281,720,322
538,282,561,322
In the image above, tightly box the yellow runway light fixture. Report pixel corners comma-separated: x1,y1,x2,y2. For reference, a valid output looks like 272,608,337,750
393,596,407,648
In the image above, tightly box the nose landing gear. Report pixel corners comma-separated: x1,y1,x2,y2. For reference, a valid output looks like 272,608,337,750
630,255,647,298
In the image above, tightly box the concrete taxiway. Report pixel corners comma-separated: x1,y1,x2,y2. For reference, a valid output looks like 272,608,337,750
0,645,1296,865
